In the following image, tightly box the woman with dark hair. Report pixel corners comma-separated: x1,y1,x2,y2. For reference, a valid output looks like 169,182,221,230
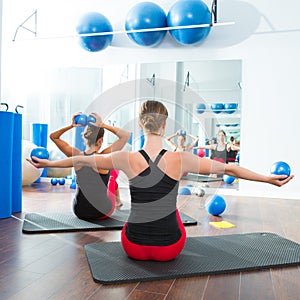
227,136,240,163
30,101,293,261
49,112,130,219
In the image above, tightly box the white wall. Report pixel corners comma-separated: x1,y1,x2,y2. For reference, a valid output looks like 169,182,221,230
2,0,300,199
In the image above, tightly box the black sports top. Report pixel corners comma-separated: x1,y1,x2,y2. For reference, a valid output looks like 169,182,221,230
125,149,182,246
73,152,112,219
227,149,238,162
210,144,227,163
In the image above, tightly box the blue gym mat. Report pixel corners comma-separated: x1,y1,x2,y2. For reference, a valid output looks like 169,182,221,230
85,232,300,284
22,210,197,233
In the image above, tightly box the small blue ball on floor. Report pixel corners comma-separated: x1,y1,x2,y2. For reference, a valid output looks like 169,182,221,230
179,187,191,195
206,195,226,216
270,161,291,180
223,174,235,184
70,177,77,189
58,178,66,185
51,178,58,186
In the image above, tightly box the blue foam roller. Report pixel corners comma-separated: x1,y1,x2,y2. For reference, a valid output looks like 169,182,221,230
74,126,85,151
0,111,14,218
32,123,48,148
12,113,22,213
139,129,145,150
32,123,48,177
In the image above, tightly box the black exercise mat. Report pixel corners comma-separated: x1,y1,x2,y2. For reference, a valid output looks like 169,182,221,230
85,232,300,284
22,210,197,233
182,173,222,182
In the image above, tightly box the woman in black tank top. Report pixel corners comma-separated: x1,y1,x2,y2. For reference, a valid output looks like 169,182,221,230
49,112,130,219
195,130,228,163
30,101,293,261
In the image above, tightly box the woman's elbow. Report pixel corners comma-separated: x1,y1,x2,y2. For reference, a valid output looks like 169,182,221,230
49,133,55,141
125,132,131,142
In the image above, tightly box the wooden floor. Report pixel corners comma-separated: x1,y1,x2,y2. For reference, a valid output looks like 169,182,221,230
1,181,300,300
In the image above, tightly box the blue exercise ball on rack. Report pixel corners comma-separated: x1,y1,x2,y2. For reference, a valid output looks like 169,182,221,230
76,12,113,52
125,2,167,47
196,103,206,114
211,103,224,114
224,103,238,114
167,0,211,45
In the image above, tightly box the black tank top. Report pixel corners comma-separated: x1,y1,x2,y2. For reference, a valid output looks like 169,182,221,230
73,152,112,219
125,149,181,246
210,144,227,163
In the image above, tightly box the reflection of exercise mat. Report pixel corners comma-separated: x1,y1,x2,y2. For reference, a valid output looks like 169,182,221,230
22,210,197,234
182,173,222,182
85,233,300,284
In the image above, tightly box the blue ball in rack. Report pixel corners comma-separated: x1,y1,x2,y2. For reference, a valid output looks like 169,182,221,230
76,12,113,52
167,0,211,45
196,103,206,114
224,103,238,114
125,2,167,47
211,103,224,114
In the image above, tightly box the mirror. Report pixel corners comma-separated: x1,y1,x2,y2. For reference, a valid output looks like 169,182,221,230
102,59,242,190
13,59,241,190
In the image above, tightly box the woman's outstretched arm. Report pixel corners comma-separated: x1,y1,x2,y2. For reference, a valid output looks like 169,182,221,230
181,152,294,187
27,151,128,173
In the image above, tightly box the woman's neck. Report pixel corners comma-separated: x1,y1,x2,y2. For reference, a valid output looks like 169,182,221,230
85,145,99,154
143,134,164,153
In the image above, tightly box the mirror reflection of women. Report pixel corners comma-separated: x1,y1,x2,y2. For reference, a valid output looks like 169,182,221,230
165,130,199,152
227,136,240,163
196,130,229,163
29,101,293,261
49,112,130,219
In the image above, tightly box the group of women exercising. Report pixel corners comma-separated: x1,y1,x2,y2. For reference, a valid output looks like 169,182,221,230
28,100,293,262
